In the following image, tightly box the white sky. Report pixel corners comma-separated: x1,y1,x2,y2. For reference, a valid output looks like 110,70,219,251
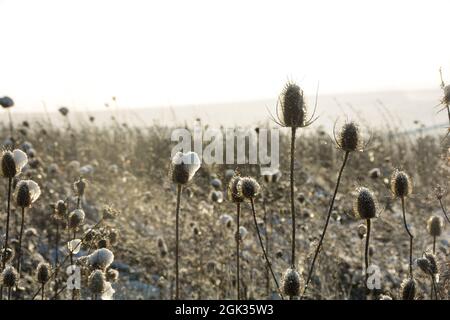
1,0,450,111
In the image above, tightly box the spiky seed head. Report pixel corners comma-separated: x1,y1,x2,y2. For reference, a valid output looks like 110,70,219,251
434,185,445,200
2,265,18,288
281,268,302,297
170,152,201,185
416,258,433,276
68,209,85,229
369,168,381,179
354,187,378,219
1,149,28,178
88,248,114,270
338,122,361,152
278,82,307,127
357,223,367,239
97,239,109,249
400,278,417,300
106,269,119,283
237,177,260,199
88,270,106,294
427,215,443,237
390,170,412,198
423,252,438,275
0,248,14,264
55,200,67,217
0,96,14,108
74,177,87,197
228,174,244,203
36,262,51,284
58,106,69,116
14,180,41,208
108,229,118,245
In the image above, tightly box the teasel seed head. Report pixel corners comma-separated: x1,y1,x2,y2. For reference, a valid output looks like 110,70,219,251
0,96,14,109
357,223,367,239
74,177,87,197
277,82,307,128
55,200,67,217
36,262,51,284
427,215,443,237
400,278,417,300
281,267,302,297
106,268,119,283
170,151,201,185
97,238,109,249
354,187,378,219
1,151,17,178
228,172,244,203
157,237,168,258
68,209,85,229
88,270,106,294
423,252,438,276
88,248,114,270
337,121,361,152
14,179,41,208
237,177,260,200
2,265,18,288
390,170,412,198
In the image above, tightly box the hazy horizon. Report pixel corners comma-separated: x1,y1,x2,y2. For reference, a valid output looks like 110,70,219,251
2,0,450,112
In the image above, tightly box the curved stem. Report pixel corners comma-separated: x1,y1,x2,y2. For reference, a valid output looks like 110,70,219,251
54,222,59,299
7,109,13,137
401,197,413,278
290,127,297,268
438,199,450,224
175,184,182,300
302,151,349,298
236,202,240,300
42,284,45,300
250,199,283,300
364,219,371,288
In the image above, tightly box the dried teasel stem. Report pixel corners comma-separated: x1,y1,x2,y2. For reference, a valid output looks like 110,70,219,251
401,197,413,278
236,202,240,300
175,184,182,300
302,151,350,298
290,126,297,271
250,198,283,300
364,219,371,287
2,177,12,270
16,207,25,283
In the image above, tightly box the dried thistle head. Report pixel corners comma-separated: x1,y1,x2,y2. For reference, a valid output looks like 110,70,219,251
88,270,106,295
14,179,41,208
228,172,244,203
353,187,378,219
2,265,18,288
74,177,87,197
1,149,28,178
276,82,308,128
400,278,417,300
88,248,114,270
68,209,85,230
36,262,51,284
336,121,362,152
237,177,260,200
427,215,443,237
281,268,302,297
0,96,14,109
106,269,119,283
423,252,438,276
390,170,412,198
55,200,68,217
58,106,69,116
170,152,201,185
